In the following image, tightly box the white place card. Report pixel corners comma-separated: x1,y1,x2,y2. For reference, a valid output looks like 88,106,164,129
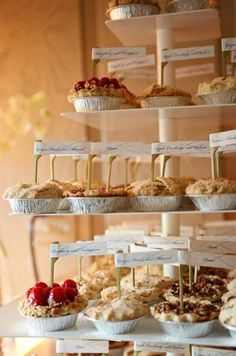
105,229,145,236
134,341,188,353
192,346,236,356
50,241,108,258
210,129,236,148
92,47,146,59
56,339,109,353
108,54,155,73
146,237,189,250
115,250,179,268
222,37,236,51
106,241,129,254
117,69,156,79
94,234,145,243
152,141,210,157
162,45,215,62
130,243,156,253
176,63,214,79
190,239,236,254
34,141,90,156
91,142,151,156
197,235,236,242
189,252,236,269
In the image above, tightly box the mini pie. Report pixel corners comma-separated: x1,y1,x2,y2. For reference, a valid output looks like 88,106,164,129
186,178,236,195
199,266,229,279
219,298,236,326
141,84,192,99
197,274,227,289
107,0,161,9
121,273,173,290
85,296,148,321
198,76,236,95
151,300,220,323
65,186,127,198
126,177,184,196
3,181,63,199
101,286,161,303
163,282,223,303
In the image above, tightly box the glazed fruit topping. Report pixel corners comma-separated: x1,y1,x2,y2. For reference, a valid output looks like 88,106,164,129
61,279,77,290
64,287,78,302
48,287,66,305
27,287,48,306
73,77,122,91
35,282,48,289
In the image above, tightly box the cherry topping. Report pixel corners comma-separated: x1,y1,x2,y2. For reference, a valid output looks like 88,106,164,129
28,287,48,306
88,77,100,85
53,283,60,288
110,78,120,89
47,287,66,305
100,77,110,87
61,279,77,290
44,287,52,299
64,287,78,302
74,80,85,91
35,282,48,289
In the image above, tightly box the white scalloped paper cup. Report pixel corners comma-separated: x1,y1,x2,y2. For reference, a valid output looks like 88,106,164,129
84,315,145,334
130,195,183,212
158,319,216,338
221,323,236,338
68,197,126,214
72,97,124,112
198,90,236,105
26,314,78,332
8,199,61,214
167,0,218,12
141,96,191,108
188,194,236,211
107,4,160,19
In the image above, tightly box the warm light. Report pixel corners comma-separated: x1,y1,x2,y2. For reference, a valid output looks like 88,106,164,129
15,338,46,356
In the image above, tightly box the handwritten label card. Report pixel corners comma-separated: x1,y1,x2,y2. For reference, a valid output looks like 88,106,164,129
192,346,236,356
92,47,146,59
145,236,189,250
222,37,236,51
56,340,109,354
34,141,90,156
94,234,145,243
176,63,214,79
190,239,236,254
134,341,188,353
91,142,151,156
151,141,210,157
130,243,156,253
162,46,215,62
189,252,236,269
210,130,236,148
50,241,108,258
108,54,155,73
106,241,129,254
115,250,179,268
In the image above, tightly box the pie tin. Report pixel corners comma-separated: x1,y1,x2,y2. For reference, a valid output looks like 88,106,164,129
158,319,216,338
67,197,126,214
197,90,236,105
141,96,191,108
8,199,61,214
107,4,160,20
84,315,145,334
221,323,236,339
58,198,70,211
166,0,218,12
187,194,236,212
26,313,78,332
130,195,183,212
72,96,124,112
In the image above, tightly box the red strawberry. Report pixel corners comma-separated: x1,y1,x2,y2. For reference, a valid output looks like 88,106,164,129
88,77,100,85
100,77,110,87
28,287,48,306
64,287,78,302
47,287,66,305
44,287,52,299
35,282,48,289
53,283,60,288
110,78,120,89
74,80,85,91
61,279,77,290
26,287,33,299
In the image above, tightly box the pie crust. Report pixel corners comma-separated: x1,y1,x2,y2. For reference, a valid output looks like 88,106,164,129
186,178,236,195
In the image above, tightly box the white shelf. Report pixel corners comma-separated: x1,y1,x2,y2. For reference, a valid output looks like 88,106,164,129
105,9,221,46
1,299,236,347
61,104,236,132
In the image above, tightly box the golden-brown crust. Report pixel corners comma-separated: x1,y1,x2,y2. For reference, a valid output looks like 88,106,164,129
220,298,236,326
141,84,191,98
3,181,63,199
198,76,236,94
126,177,184,196
186,178,236,195
101,286,161,303
65,187,127,198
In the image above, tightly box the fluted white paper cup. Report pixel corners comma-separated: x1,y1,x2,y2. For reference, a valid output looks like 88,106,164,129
107,4,160,19
68,197,126,214
84,315,145,334
26,314,78,332
141,96,191,108
188,194,236,211
8,199,61,214
130,195,182,212
197,90,236,105
159,319,216,338
167,0,218,12
221,323,236,339
72,97,124,112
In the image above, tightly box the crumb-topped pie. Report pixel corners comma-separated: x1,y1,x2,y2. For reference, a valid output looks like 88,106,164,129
198,76,236,104
107,0,160,9
127,178,184,196
3,181,63,199
186,178,236,195
121,273,173,290
219,298,236,327
101,286,161,303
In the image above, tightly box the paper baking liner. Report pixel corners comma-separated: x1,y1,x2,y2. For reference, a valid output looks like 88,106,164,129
221,323,236,339
197,90,236,105
188,194,236,211
26,314,78,332
8,199,61,214
158,319,216,338
84,315,145,334
141,96,191,108
72,97,124,112
107,4,160,20
67,197,126,214
130,195,183,212
167,0,218,12
58,198,70,211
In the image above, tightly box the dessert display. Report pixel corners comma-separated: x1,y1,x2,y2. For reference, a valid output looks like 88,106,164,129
186,178,236,211
139,84,192,108
166,0,218,13
151,300,220,337
68,77,134,112
84,296,148,334
101,285,161,304
197,76,236,104
18,279,87,332
126,177,184,211
107,0,161,20
3,181,63,214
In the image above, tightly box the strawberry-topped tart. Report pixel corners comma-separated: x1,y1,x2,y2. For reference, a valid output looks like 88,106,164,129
68,77,135,112
18,279,87,332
